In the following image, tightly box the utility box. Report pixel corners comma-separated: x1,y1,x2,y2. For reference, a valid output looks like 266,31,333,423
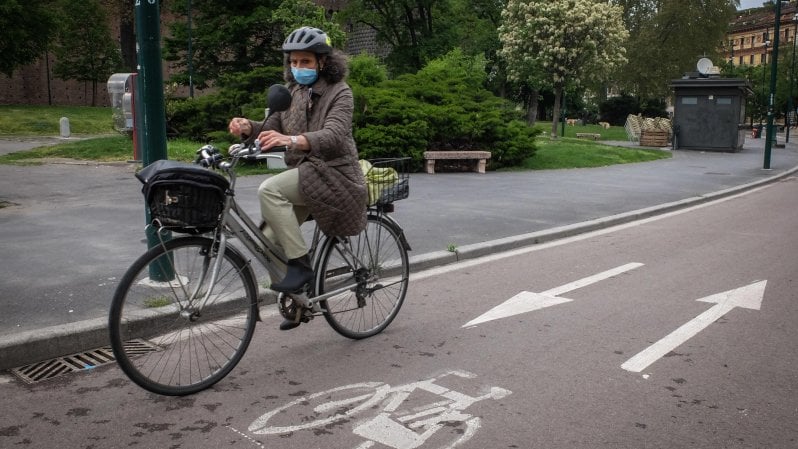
670,77,752,152
107,73,137,133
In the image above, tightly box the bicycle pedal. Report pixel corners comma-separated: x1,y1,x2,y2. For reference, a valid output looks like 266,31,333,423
287,292,312,308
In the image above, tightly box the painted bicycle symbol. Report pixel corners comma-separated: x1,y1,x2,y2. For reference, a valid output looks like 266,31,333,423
248,370,512,449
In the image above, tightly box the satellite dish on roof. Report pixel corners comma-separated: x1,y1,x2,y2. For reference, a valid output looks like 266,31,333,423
697,58,714,75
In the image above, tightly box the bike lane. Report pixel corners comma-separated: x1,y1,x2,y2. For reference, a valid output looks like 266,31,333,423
1,178,797,448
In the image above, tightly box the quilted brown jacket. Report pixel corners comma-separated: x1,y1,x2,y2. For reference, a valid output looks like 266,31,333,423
247,61,367,237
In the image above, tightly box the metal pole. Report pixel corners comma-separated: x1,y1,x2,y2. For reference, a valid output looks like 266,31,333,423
187,0,194,98
135,0,172,280
788,14,798,143
761,37,768,129
764,1,782,170
135,0,167,166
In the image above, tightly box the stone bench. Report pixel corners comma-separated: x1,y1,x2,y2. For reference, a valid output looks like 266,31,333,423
575,133,601,140
423,151,492,174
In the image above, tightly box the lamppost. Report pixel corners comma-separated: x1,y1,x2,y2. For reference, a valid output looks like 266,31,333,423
787,13,798,143
761,31,770,129
764,1,783,170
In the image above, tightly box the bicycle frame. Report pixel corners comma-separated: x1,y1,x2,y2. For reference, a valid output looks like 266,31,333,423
169,147,408,314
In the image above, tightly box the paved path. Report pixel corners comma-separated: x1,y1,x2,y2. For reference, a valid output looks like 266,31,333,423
1,135,797,369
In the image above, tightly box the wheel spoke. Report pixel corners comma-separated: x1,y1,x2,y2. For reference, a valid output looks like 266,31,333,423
317,215,409,339
109,237,258,395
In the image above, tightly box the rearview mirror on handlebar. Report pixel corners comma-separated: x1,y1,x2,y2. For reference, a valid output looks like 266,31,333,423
267,84,292,116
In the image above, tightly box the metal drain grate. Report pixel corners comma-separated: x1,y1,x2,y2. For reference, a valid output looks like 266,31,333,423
10,339,160,384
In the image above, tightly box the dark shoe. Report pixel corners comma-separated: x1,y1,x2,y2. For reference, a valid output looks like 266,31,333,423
271,255,313,293
279,319,302,331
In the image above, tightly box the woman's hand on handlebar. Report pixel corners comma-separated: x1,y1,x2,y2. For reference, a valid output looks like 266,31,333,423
257,130,293,152
228,117,252,137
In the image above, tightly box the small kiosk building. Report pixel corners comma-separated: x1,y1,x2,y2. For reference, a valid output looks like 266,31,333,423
670,77,752,152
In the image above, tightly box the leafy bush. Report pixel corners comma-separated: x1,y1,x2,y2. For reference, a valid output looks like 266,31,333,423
639,97,668,118
166,51,538,170
348,53,387,87
352,49,537,169
166,66,284,140
599,94,668,126
598,94,639,126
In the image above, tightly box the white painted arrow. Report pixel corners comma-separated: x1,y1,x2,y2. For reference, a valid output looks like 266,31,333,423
621,280,767,373
463,263,644,328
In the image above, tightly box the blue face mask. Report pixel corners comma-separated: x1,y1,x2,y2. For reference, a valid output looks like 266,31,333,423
292,67,318,85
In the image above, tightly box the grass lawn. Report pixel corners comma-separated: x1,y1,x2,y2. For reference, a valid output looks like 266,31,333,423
536,121,630,141
523,137,669,170
0,105,115,135
0,134,280,175
0,106,671,171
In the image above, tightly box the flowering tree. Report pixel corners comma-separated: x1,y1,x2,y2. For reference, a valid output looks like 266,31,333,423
499,0,628,137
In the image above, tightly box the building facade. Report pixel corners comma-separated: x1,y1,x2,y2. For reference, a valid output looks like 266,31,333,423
725,3,798,67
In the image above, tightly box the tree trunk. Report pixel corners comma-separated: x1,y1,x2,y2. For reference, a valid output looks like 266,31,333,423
551,86,562,138
527,89,539,126
120,14,137,72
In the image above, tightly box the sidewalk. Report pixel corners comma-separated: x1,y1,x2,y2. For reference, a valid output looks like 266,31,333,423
1,135,797,370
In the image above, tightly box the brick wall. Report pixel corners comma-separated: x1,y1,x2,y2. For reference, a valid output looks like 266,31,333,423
0,54,112,107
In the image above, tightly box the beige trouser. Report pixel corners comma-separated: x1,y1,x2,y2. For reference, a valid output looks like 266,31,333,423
257,168,310,260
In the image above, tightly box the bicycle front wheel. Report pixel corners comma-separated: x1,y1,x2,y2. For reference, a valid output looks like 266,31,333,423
316,214,409,339
109,236,258,396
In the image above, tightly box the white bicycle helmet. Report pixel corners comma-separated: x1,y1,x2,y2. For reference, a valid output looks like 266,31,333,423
282,27,332,54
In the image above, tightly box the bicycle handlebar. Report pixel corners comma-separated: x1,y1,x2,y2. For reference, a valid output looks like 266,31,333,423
195,144,225,168
195,142,290,171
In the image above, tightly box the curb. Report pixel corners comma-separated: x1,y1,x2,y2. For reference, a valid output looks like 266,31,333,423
2,165,797,372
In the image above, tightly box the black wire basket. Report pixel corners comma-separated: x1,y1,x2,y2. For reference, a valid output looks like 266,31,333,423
364,157,410,206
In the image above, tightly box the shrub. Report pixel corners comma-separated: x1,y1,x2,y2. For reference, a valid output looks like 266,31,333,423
166,51,538,170
353,49,537,169
166,66,284,140
349,53,388,88
599,94,669,126
598,94,639,126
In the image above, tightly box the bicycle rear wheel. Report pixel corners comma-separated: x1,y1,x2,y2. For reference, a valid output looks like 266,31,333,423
109,236,258,396
316,214,409,339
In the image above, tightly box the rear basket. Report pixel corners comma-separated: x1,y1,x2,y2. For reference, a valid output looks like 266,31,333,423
136,160,229,234
364,157,410,206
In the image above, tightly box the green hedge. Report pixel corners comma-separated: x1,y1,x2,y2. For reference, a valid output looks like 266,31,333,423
166,66,284,142
351,50,539,169
166,51,538,170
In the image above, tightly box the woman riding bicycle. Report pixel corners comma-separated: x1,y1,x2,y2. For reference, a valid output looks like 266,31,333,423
228,26,367,329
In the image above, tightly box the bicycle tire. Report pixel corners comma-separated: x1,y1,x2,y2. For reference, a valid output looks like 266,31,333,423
109,236,258,396
316,214,409,339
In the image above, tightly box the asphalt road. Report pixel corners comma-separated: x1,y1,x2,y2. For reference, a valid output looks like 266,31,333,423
1,136,797,371
1,171,795,448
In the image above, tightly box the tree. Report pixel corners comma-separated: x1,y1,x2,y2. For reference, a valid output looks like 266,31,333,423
614,0,739,98
340,0,460,74
51,0,121,106
0,0,58,77
271,0,346,49
103,0,137,72
164,0,282,89
164,0,344,90
499,0,628,137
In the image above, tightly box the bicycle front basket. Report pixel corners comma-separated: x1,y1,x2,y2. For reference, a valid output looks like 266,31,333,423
363,157,410,206
136,160,229,234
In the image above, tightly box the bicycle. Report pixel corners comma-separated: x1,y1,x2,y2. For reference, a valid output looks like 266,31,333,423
108,86,411,396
